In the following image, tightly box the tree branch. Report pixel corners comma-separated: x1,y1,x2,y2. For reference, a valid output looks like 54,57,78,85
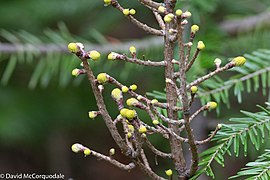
114,54,166,67
76,49,131,156
196,126,220,145
176,16,198,177
90,149,136,170
186,62,235,89
112,1,164,36
143,137,172,158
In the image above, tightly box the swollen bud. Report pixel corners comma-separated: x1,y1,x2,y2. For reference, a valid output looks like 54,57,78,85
126,109,137,120
139,125,147,133
121,86,129,93
151,99,159,104
129,46,136,55
108,52,119,60
109,148,115,156
158,6,165,13
207,102,218,110
182,11,192,18
175,9,183,16
129,84,137,91
214,58,222,68
191,25,199,34
152,119,159,125
197,41,205,50
72,68,80,77
97,73,108,84
88,111,99,119
120,108,129,118
68,43,79,53
190,86,198,94
88,50,100,61
232,56,246,66
71,143,84,153
123,9,130,16
164,14,173,23
84,148,91,156
129,9,136,15
111,88,123,101
126,98,139,106
165,169,173,176
104,0,112,6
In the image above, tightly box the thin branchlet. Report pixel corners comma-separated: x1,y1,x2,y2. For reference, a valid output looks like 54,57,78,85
68,0,244,179
112,0,164,36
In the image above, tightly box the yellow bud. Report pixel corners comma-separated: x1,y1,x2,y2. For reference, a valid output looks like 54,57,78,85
214,58,222,66
165,169,173,176
126,98,138,106
207,102,217,110
158,6,165,13
139,125,147,133
151,99,159,104
71,143,83,153
164,15,172,23
152,119,159,125
121,86,129,93
88,111,98,119
141,133,146,138
72,68,80,77
84,148,91,156
129,46,136,54
68,43,79,53
218,124,223,129
97,73,108,83
137,95,143,100
126,109,137,120
183,11,192,17
130,84,137,91
128,125,134,132
197,41,205,50
191,25,199,33
104,0,111,5
123,9,130,16
129,9,136,15
190,86,198,94
88,50,100,61
109,148,115,156
108,52,118,60
111,88,122,101
175,9,182,16
127,132,132,138
232,56,246,66
120,108,129,118
167,13,174,19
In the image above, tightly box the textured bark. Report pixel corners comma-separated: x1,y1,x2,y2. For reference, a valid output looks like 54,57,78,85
164,1,187,179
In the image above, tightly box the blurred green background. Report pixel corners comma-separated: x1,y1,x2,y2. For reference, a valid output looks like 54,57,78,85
1,0,270,179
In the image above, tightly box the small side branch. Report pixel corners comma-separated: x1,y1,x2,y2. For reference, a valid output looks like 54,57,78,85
176,15,199,176
143,137,172,158
186,62,235,89
189,105,207,123
116,54,166,67
151,106,184,125
112,1,164,36
134,160,167,180
153,11,165,30
196,126,221,145
91,149,136,170
138,0,162,9
179,105,207,132
185,49,200,72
